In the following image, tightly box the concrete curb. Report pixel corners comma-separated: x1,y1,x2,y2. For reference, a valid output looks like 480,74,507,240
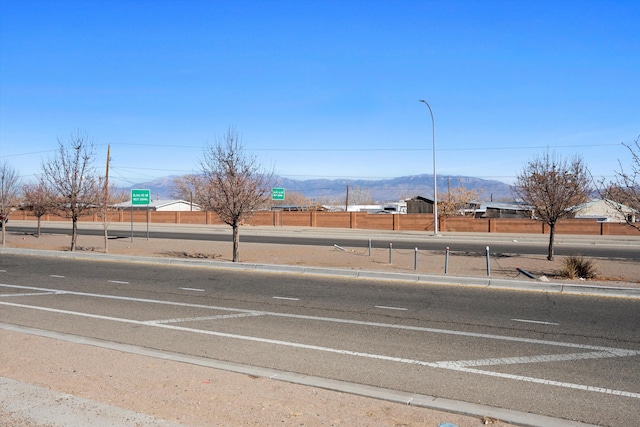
2,246,639,299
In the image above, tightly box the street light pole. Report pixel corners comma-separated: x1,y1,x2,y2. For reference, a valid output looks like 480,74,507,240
419,100,438,235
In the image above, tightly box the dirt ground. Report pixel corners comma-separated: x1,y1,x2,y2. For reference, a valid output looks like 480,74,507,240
1,226,638,427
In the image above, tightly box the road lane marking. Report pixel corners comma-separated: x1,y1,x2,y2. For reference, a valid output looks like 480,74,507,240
375,306,408,311
49,275,65,278
108,280,130,284
0,283,628,352
2,283,639,400
0,292,58,298
273,296,300,301
512,318,559,326
180,287,206,292
435,349,640,368
2,298,639,400
432,364,640,399
147,312,264,324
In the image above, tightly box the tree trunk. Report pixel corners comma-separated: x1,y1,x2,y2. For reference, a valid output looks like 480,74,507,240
232,222,240,262
71,217,78,251
547,222,556,261
1,223,5,247
36,216,42,238
103,224,109,253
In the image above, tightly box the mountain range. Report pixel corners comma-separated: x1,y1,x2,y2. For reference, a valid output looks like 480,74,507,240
127,174,514,203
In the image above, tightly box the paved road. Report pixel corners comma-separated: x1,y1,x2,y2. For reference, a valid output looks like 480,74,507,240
1,253,638,426
8,221,640,259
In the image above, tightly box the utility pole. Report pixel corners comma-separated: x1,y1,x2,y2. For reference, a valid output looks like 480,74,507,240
345,185,349,212
103,144,111,250
104,145,110,200
419,100,438,235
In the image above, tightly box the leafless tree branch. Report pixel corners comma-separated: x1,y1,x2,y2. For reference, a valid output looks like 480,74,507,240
514,151,591,260
600,135,640,230
40,131,102,251
191,127,273,261
0,161,22,246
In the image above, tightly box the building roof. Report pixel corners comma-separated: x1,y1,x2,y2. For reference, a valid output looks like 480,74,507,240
572,198,636,214
115,199,201,211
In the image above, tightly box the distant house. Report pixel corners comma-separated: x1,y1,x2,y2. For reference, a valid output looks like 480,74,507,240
571,199,636,223
406,196,435,214
350,201,407,214
270,205,328,212
115,199,201,212
474,202,533,219
321,201,407,213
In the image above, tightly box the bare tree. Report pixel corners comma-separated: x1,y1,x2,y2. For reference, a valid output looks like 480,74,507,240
347,186,373,206
0,161,22,246
601,135,640,230
514,151,591,260
263,190,314,210
197,127,272,262
170,174,201,203
40,132,103,251
22,179,54,238
439,183,483,217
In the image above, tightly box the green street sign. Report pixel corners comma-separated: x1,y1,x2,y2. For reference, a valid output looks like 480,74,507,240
131,189,151,205
271,187,285,201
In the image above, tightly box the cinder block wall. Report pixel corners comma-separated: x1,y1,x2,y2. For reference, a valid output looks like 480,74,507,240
8,210,640,236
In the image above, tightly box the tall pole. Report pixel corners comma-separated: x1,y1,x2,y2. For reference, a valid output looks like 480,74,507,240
419,100,438,235
104,145,110,202
345,185,349,212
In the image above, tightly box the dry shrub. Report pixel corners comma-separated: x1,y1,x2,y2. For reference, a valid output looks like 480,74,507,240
563,255,597,279
163,251,220,259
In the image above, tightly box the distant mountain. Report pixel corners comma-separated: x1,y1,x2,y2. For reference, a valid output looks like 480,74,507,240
274,175,513,202
126,174,514,203
126,176,180,201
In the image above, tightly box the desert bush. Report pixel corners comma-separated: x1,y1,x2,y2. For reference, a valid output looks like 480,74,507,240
563,255,597,279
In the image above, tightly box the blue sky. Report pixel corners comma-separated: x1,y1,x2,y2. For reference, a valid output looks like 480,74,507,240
1,0,638,188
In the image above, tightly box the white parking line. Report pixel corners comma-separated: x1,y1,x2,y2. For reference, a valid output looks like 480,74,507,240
50,275,65,278
108,280,130,284
512,318,559,326
273,296,300,301
0,292,58,298
375,305,408,311
435,349,640,368
179,287,205,292
147,312,264,324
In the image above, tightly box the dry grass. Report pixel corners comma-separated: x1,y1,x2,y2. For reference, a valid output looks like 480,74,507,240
562,255,598,279
162,250,220,259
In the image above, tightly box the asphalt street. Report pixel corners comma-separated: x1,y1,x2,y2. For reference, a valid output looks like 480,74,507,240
8,222,640,259
1,252,638,426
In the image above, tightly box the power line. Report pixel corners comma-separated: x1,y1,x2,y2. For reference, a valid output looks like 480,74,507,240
250,143,623,152
113,166,196,173
0,149,57,158
3,141,624,159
